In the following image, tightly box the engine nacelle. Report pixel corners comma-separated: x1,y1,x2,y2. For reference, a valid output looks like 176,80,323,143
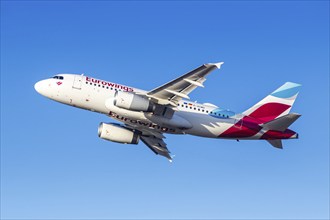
113,91,154,112
98,123,140,144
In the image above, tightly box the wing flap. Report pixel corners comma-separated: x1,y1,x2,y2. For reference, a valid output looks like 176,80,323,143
140,136,172,161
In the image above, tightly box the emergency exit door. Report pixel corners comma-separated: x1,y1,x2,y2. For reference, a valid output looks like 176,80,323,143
73,75,83,89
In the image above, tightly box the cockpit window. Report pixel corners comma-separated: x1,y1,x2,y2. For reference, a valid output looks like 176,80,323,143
52,76,64,80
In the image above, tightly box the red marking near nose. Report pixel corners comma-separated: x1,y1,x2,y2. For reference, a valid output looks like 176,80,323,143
57,82,62,85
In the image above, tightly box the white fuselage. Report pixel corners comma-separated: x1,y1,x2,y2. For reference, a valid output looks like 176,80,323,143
34,74,247,139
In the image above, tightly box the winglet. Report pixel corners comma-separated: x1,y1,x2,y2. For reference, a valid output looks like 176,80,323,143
211,62,224,69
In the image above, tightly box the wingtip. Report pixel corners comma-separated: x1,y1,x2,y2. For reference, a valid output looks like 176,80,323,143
210,62,224,69
168,154,176,162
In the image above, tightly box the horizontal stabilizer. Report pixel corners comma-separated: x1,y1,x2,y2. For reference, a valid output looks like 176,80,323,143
262,113,301,132
267,139,283,149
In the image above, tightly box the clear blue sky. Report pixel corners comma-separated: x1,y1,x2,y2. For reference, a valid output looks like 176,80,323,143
1,1,329,219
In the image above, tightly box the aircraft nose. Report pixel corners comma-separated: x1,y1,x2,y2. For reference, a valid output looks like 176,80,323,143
34,81,42,94
34,80,48,96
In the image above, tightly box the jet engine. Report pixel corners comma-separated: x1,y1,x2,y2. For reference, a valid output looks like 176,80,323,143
98,123,140,144
113,91,155,112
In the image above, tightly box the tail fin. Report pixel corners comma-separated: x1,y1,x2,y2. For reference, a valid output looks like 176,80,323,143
243,82,301,123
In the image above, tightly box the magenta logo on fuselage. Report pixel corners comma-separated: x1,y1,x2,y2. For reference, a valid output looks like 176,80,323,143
86,76,134,92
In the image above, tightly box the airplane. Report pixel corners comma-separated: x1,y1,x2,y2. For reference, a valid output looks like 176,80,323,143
34,62,301,161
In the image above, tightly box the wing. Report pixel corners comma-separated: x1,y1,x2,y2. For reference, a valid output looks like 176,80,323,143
147,62,224,106
140,136,172,162
124,124,172,161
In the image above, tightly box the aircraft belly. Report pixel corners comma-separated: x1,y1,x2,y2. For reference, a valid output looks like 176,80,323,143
186,121,232,138
176,111,230,138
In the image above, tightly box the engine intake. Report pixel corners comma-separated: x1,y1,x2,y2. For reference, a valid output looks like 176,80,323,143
113,91,154,112
98,123,140,144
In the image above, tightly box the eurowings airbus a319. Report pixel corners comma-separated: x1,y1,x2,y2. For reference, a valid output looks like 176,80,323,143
35,62,301,161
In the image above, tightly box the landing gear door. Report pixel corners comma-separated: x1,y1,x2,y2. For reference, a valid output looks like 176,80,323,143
73,75,83,89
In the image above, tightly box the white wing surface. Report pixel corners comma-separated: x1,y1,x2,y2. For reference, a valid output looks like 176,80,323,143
147,62,224,106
